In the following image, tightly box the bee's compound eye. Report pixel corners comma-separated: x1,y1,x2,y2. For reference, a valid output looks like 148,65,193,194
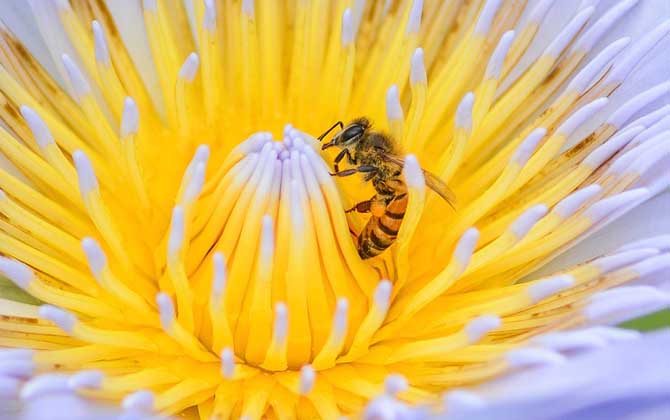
342,125,364,142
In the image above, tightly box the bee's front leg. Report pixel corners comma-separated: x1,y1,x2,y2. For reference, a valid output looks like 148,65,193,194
329,166,376,177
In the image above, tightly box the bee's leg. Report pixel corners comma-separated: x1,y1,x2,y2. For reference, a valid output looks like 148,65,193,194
333,148,351,173
317,121,344,141
329,166,377,177
345,198,373,214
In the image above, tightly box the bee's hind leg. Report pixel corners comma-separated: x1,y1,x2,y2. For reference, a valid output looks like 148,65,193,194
330,165,377,177
346,195,386,217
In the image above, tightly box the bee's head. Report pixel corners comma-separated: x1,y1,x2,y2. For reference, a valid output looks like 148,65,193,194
322,118,370,150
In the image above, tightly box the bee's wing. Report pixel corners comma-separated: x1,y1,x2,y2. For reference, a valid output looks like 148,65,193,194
381,154,457,207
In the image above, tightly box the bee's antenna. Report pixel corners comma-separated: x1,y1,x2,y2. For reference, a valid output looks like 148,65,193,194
317,121,344,141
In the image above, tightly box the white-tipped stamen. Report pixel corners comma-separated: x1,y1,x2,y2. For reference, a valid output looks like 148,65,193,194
221,348,235,379
384,374,408,396
573,0,639,52
584,188,649,221
619,235,670,253
583,126,644,168
121,97,140,137
474,0,503,35
584,287,670,324
512,128,546,165
211,252,227,305
122,389,155,412
485,31,515,79
68,370,103,390
593,248,660,274
410,48,426,85
403,154,424,190
203,0,216,32
455,228,479,267
545,7,594,58
406,0,423,35
566,37,630,94
73,150,99,195
631,254,670,277
178,53,200,82
20,375,70,400
156,292,175,331
341,8,354,46
0,257,34,290
242,0,255,17
444,390,486,413
510,205,548,238
585,326,642,342
38,305,76,333
299,365,315,395
606,20,670,84
386,85,403,122
183,163,206,203
81,237,107,279
607,82,670,128
552,184,602,219
464,315,501,343
556,98,608,137
92,20,110,66
531,330,607,352
20,106,54,149
505,348,567,367
456,93,474,130
527,275,575,303
167,206,185,259
0,359,34,379
61,54,91,98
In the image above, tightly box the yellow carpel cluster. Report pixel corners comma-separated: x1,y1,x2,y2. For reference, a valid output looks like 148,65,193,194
0,1,668,419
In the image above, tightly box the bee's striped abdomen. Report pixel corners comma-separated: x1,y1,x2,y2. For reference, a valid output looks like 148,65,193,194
357,192,408,259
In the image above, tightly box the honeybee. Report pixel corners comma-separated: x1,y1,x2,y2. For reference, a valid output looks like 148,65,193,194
319,117,456,259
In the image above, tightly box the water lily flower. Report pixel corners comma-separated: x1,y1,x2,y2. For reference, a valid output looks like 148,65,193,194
0,1,669,419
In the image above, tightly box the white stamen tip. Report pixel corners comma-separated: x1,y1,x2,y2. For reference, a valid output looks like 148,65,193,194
545,7,595,58
454,228,479,267
593,248,660,274
585,188,649,221
333,297,349,339
585,287,670,323
456,92,474,130
505,348,567,367
403,154,424,189
81,237,107,278
527,275,574,303
274,302,288,342
0,359,34,379
485,30,515,79
384,374,408,396
528,0,557,24
386,85,403,122
121,97,139,137
53,0,72,11
203,0,216,32
39,305,76,333
261,215,275,258
242,0,254,17
632,254,670,277
178,53,200,82
444,390,486,413
73,150,99,195
299,365,315,395
341,8,354,46
567,37,630,94
606,20,670,84
20,375,70,400
220,348,235,379
585,326,641,342
574,0,639,52
92,20,110,66
0,257,34,290
0,349,34,361
406,0,423,34
619,235,670,253
167,206,185,258
607,82,670,128
374,280,392,311
142,0,157,12
465,315,500,343
557,98,608,137
20,106,54,149
122,390,155,412
553,184,602,219
512,128,546,165
184,163,206,203
474,0,503,35
211,252,227,301
61,54,91,97
531,331,606,352
156,293,175,331
410,48,426,85
68,370,103,390
584,126,644,168
510,205,548,238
